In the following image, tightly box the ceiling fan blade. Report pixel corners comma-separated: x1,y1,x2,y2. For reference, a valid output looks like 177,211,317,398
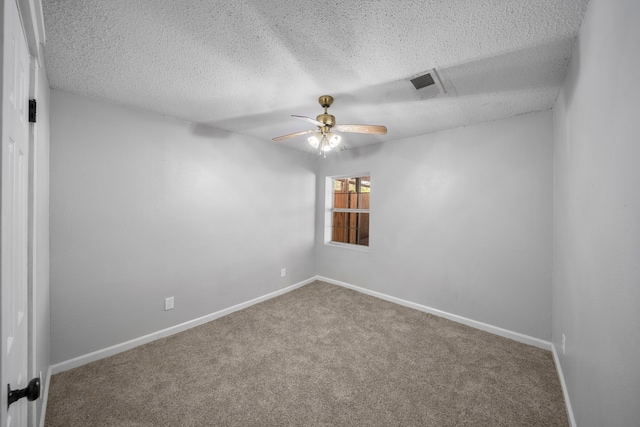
334,124,387,135
272,129,316,142
292,115,324,127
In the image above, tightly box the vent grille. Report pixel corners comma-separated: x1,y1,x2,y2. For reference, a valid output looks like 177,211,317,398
407,69,445,100
410,73,435,90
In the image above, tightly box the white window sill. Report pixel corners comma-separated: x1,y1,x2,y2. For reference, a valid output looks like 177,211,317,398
326,241,370,252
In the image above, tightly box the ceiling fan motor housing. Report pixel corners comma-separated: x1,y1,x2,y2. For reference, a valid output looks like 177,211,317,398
316,113,335,128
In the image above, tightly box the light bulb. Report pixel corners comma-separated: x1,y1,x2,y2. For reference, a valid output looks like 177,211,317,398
321,135,332,152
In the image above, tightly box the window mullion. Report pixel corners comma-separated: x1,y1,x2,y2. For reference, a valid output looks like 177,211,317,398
332,208,369,213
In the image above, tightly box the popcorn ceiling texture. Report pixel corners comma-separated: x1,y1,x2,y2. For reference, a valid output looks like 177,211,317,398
42,0,590,150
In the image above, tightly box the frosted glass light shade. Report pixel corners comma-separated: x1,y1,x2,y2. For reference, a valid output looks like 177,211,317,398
308,134,321,149
309,132,342,153
327,133,341,149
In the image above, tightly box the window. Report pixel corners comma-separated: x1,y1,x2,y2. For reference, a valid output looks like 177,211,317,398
330,175,370,247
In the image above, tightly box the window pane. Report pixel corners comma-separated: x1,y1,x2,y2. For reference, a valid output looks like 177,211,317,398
348,178,357,193
334,179,348,192
359,193,370,209
358,213,369,245
359,176,370,191
334,192,349,208
334,192,365,209
332,212,369,246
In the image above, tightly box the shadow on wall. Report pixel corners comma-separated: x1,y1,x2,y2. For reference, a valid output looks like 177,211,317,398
190,123,235,140
555,36,581,110
188,121,318,175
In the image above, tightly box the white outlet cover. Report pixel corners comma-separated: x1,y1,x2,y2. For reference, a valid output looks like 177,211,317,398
165,297,174,311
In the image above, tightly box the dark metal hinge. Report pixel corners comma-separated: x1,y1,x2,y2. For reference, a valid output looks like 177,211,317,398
28,99,36,123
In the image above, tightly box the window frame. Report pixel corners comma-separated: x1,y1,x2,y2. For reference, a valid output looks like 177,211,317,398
324,173,371,250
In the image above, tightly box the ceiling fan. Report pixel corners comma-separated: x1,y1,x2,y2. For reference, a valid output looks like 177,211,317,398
272,95,387,156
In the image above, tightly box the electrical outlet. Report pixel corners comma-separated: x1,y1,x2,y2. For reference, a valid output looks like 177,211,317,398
562,334,566,355
165,296,174,311
281,268,286,278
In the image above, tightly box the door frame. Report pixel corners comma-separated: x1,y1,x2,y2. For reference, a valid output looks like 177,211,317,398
1,1,46,426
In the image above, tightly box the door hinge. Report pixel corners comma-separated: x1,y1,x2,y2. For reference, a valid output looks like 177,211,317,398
28,99,36,123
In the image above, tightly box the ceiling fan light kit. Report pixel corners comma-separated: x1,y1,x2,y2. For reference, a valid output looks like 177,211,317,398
273,95,387,157
308,132,342,155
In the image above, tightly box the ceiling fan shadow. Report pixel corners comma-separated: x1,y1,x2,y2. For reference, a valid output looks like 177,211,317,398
335,35,576,109
440,35,576,98
198,35,577,150
189,123,236,140
326,36,577,142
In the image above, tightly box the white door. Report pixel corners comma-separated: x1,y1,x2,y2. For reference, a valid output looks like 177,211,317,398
1,0,32,425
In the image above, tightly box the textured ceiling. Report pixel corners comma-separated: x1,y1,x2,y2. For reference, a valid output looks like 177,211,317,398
42,0,590,152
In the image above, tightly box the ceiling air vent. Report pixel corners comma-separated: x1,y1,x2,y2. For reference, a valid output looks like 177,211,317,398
410,73,435,90
408,69,445,100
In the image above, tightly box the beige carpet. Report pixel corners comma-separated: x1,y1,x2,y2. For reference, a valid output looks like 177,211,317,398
45,281,567,426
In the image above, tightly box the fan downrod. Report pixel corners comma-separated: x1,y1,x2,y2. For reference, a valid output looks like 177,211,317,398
317,95,336,127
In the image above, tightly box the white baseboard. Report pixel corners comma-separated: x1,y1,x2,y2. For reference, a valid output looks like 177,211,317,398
551,343,577,427
38,366,52,427
44,275,563,425
50,277,315,374
50,274,551,376
316,276,552,351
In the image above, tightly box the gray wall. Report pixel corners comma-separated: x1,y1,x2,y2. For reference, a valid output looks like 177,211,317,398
50,90,317,363
316,111,554,341
552,0,640,425
44,2,640,424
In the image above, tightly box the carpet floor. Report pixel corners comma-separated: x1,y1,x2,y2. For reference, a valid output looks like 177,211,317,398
45,281,568,426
